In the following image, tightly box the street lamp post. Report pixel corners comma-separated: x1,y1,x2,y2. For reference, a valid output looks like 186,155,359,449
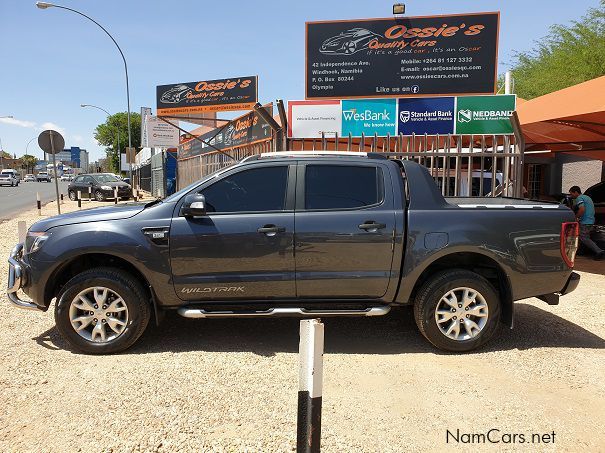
36,2,133,182
81,104,120,174
0,115,14,170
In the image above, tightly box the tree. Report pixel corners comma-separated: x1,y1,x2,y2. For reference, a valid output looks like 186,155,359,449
510,1,605,99
20,154,38,173
94,112,141,173
0,151,11,159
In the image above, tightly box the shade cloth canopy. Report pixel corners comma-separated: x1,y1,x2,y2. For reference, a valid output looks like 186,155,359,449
516,76,605,160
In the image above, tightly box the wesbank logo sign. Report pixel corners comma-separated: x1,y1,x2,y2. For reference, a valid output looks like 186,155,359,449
342,108,391,122
342,99,396,137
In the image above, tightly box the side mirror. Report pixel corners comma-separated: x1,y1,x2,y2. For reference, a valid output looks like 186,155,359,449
181,194,207,217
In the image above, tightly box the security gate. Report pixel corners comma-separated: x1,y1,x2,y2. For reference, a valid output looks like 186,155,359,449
180,132,523,198
151,152,165,198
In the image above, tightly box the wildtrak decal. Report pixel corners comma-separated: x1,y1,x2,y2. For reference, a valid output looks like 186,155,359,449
181,287,245,294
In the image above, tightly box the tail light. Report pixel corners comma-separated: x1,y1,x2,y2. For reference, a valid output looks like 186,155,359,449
560,222,579,267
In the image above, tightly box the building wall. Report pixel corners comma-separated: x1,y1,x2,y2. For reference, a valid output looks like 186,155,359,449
558,154,602,193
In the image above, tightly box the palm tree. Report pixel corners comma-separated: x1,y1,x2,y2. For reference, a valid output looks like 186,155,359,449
20,154,38,173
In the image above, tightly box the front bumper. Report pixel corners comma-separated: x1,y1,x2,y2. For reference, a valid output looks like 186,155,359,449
7,243,39,310
100,188,132,198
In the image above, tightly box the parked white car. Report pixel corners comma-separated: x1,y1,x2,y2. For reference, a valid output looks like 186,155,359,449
23,174,36,182
59,174,73,182
1,169,20,183
0,172,19,186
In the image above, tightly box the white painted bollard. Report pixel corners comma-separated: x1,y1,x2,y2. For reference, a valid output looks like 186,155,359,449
36,192,41,215
88,185,92,202
297,319,324,453
18,221,27,244
77,191,82,209
114,187,118,204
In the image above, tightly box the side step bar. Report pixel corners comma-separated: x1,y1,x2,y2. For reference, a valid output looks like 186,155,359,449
177,306,391,319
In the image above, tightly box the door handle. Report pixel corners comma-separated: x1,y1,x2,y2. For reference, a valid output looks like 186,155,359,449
257,224,286,236
358,221,386,231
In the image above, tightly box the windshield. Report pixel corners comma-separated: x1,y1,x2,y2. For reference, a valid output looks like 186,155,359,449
94,174,120,183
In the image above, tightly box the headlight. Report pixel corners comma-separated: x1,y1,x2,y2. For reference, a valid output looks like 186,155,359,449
25,232,50,254
100,185,112,190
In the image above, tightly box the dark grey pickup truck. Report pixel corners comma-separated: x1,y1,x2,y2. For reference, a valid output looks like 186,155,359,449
7,152,580,354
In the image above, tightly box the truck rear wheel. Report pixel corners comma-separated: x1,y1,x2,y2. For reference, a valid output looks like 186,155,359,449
413,269,501,352
54,267,150,354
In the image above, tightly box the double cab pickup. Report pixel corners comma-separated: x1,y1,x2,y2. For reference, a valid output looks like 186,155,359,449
7,152,580,354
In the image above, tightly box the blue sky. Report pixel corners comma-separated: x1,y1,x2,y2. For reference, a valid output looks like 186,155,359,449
0,0,599,161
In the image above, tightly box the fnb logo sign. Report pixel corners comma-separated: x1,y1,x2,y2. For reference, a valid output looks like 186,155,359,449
341,99,396,137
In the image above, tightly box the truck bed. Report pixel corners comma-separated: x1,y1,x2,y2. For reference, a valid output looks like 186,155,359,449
446,197,563,209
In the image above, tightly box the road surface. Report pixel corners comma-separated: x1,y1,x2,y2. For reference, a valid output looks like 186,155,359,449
0,180,69,220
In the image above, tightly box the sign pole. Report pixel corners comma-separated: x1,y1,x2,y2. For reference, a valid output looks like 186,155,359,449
49,131,61,215
297,319,324,453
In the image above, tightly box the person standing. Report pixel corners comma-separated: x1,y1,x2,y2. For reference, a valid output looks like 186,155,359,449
569,186,604,260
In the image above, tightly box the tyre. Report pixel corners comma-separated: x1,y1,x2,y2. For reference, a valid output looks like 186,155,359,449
54,267,150,354
413,269,501,352
68,190,77,201
94,190,105,202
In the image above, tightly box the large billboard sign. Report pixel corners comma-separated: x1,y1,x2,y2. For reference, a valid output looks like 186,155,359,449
179,106,273,160
288,95,515,137
306,12,500,99
157,76,258,116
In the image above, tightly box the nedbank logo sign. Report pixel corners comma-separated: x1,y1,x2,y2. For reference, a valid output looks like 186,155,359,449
457,109,472,123
455,95,516,134
342,99,396,137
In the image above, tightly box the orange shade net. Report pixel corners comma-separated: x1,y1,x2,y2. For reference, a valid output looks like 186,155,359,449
516,76,605,160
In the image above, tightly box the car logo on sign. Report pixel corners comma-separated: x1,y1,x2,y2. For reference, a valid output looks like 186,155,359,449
458,109,472,123
399,111,411,123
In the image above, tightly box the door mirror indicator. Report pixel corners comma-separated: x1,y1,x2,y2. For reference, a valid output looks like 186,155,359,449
181,194,207,217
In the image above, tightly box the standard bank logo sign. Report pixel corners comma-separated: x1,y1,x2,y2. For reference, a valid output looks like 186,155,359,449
342,99,396,137
398,97,455,135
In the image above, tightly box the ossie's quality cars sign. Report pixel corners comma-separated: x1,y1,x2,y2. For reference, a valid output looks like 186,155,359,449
157,76,258,115
306,12,499,99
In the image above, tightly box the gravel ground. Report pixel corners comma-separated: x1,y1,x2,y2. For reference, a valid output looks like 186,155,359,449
0,199,604,452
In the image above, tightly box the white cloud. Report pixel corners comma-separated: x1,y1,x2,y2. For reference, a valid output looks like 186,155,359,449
39,122,66,136
0,117,36,128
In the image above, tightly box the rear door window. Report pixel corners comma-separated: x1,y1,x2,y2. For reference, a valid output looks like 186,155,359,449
304,165,383,210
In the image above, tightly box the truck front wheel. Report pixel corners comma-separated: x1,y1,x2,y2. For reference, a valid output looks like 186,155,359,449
54,267,150,354
413,269,501,352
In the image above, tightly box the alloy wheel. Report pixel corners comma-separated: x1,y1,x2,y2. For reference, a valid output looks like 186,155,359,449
434,287,489,341
69,286,129,343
